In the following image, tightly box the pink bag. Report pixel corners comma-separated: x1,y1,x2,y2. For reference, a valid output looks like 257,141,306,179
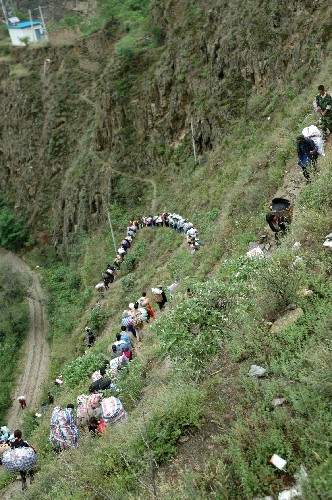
86,393,102,412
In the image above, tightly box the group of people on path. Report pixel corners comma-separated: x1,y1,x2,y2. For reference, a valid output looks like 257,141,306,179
297,84,331,182
42,213,198,474
94,212,202,300
268,84,331,241
0,209,197,491
139,213,203,252
3,86,329,491
93,218,172,349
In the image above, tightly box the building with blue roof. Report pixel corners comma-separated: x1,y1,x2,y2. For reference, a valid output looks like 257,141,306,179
7,20,47,46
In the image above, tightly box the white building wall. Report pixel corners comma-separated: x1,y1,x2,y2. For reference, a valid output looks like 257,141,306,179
8,26,42,46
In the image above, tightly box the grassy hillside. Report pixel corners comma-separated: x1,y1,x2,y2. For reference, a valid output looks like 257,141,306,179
0,51,330,497
0,1,331,498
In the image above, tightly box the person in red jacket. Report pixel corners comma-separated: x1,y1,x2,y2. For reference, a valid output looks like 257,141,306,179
18,396,26,409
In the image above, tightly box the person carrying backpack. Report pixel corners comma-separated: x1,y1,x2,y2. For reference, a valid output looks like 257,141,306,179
10,429,36,490
297,134,318,182
130,302,144,341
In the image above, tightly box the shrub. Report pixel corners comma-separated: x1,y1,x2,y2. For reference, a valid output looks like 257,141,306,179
0,207,28,250
121,274,136,292
145,385,203,462
86,306,109,333
62,351,107,386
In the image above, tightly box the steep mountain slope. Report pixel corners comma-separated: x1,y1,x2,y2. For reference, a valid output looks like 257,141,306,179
0,1,331,498
0,0,331,251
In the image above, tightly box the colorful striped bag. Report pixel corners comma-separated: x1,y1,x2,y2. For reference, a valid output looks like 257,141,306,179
100,397,127,427
50,407,78,450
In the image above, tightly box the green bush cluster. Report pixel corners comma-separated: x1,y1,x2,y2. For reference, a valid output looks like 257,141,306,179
86,306,109,333
43,264,92,339
62,351,107,386
121,273,136,292
0,193,28,251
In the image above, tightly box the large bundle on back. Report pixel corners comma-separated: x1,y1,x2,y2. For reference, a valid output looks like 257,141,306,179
76,394,102,427
76,396,89,427
89,377,112,392
2,447,37,472
302,125,324,156
152,288,163,302
269,198,293,223
50,407,78,450
91,370,103,382
100,397,127,427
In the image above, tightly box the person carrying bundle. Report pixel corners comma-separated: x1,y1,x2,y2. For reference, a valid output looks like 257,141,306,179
297,134,318,182
117,247,126,261
130,302,144,341
121,238,130,250
88,416,106,435
152,286,167,311
95,282,106,299
50,405,78,452
85,327,95,348
266,213,288,243
18,396,26,409
0,426,10,443
103,273,111,289
112,332,129,356
9,429,36,490
114,255,122,271
139,292,155,319
122,310,137,338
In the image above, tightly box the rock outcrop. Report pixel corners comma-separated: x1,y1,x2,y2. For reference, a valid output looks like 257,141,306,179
0,0,331,251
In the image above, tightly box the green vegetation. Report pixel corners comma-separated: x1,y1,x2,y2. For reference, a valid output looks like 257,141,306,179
0,263,29,422
0,193,28,251
50,0,153,39
1,0,332,498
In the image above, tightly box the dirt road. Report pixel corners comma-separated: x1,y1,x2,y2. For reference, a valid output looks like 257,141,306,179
0,249,49,430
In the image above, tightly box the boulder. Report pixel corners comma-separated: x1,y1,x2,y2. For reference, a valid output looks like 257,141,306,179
297,289,314,297
249,365,266,377
272,398,286,407
270,308,304,334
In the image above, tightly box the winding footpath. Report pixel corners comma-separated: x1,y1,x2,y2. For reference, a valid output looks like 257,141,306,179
0,249,49,431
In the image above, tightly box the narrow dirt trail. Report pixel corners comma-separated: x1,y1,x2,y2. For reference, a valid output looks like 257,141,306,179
207,139,332,277
0,249,49,430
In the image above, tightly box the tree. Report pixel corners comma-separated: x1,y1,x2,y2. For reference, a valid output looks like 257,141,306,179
18,36,30,46
0,208,27,250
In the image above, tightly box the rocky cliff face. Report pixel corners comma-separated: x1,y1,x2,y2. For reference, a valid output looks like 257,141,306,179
14,0,97,21
0,0,331,251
